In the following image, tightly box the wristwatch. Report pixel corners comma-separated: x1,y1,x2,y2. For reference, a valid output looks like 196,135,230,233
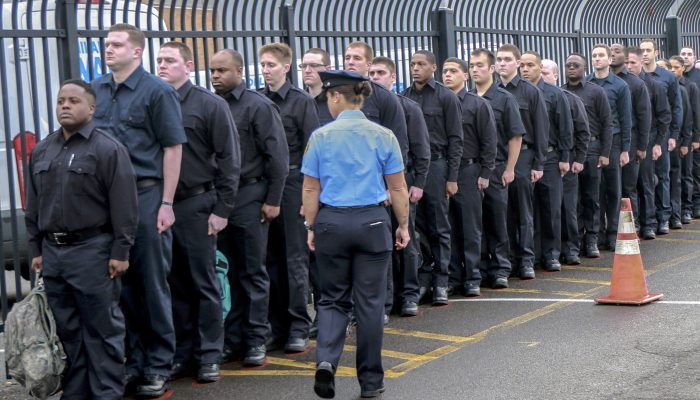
304,221,314,231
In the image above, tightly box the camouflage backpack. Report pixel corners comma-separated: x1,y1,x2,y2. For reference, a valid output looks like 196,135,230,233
5,282,66,399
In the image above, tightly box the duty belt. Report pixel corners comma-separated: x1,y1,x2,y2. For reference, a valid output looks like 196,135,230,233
431,153,446,161
136,178,160,190
289,164,300,170
520,143,532,151
45,225,110,246
547,145,557,153
461,158,478,165
175,181,214,202
239,176,263,187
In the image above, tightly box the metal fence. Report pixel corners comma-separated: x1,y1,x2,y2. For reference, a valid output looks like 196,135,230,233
2,0,700,327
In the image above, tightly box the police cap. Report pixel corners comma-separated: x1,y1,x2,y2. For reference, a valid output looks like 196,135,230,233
319,70,369,89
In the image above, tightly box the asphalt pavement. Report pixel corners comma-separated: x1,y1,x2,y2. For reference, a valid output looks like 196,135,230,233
4,220,700,400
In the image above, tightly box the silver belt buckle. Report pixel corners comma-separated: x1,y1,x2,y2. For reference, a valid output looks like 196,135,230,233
52,232,68,245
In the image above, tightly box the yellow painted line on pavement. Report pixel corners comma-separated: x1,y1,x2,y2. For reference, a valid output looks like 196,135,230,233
265,356,316,370
386,345,462,376
343,344,424,361
481,287,586,297
220,369,357,377
562,265,612,271
540,277,611,285
655,237,700,243
382,327,476,343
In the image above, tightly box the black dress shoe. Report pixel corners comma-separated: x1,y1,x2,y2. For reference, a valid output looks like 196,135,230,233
124,373,141,396
418,286,430,303
585,243,600,258
284,337,309,353
243,345,266,366
492,277,509,289
169,362,193,381
519,266,535,280
135,374,168,398
197,363,220,383
543,259,561,272
400,301,418,316
314,361,336,399
670,219,683,229
463,283,481,297
682,213,693,224
657,221,670,235
361,385,386,398
561,255,580,265
641,228,656,240
220,345,243,363
432,287,448,305
265,336,285,352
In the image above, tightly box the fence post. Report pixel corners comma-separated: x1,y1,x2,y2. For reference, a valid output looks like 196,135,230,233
280,2,298,87
431,4,455,80
55,0,80,82
665,16,682,56
573,29,583,54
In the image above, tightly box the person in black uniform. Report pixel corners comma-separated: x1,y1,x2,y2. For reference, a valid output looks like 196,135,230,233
157,42,240,382
587,44,632,252
304,70,410,400
668,56,698,227
210,49,289,367
91,24,186,398
519,51,573,272
442,57,497,295
625,47,672,240
469,48,524,288
496,44,549,280
402,50,463,304
369,56,430,316
26,79,138,400
680,47,700,217
562,53,613,258
610,44,651,230
259,43,320,353
540,59,592,265
302,48,333,126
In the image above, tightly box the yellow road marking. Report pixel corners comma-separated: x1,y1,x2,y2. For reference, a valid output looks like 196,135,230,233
562,265,612,271
541,277,611,285
265,356,316,370
386,345,462,376
343,344,424,361
481,288,587,297
518,341,540,347
382,327,476,343
221,370,357,377
655,237,700,243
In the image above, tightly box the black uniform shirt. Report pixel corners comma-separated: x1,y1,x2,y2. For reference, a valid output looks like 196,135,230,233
177,80,241,218
563,80,613,158
616,68,652,152
640,71,672,146
92,65,187,180
457,88,497,179
680,77,700,143
220,81,289,206
397,94,431,189
263,81,320,166
562,89,591,164
25,121,138,261
648,66,683,140
586,72,632,152
364,81,409,163
536,79,573,163
678,79,694,147
684,66,700,88
313,91,334,126
471,83,526,163
403,78,464,181
499,75,549,170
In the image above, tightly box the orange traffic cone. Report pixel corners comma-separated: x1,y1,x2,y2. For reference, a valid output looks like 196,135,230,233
595,198,663,305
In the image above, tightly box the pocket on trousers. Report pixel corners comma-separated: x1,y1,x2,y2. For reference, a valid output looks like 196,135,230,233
361,219,392,253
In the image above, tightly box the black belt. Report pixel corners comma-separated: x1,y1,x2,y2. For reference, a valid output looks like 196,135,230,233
431,153,445,161
175,181,214,202
239,177,263,187
462,158,478,165
137,178,160,190
547,145,556,153
289,164,300,170
321,203,383,210
45,225,110,246
521,143,532,151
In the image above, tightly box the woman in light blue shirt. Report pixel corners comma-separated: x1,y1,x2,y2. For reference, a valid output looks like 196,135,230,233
301,70,410,399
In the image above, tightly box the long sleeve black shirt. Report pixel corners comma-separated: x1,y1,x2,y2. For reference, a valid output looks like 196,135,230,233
220,82,289,206
586,72,632,152
678,80,694,147
314,91,334,126
457,88,497,179
177,80,240,218
536,79,573,163
680,78,700,143
403,78,464,181
263,81,320,167
25,121,138,261
640,71,672,146
562,89,591,164
616,68,651,152
648,66,683,140
397,94,431,188
365,81,409,163
470,83,526,163
499,75,549,170
563,80,613,158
